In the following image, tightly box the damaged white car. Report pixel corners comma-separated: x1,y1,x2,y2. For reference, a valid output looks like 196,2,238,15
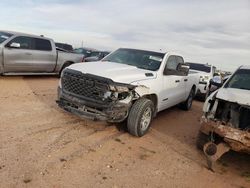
197,65,250,169
57,48,199,136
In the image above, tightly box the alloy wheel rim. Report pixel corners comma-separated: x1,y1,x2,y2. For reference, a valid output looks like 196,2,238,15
140,107,152,131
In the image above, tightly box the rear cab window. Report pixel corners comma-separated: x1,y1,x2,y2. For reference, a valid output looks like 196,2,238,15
34,38,52,51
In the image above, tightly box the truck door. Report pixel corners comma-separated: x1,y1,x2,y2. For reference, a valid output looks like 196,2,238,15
31,38,56,72
158,55,186,111
3,36,34,72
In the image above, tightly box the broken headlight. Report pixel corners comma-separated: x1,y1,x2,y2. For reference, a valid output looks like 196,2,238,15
109,85,129,92
104,91,130,101
104,84,132,101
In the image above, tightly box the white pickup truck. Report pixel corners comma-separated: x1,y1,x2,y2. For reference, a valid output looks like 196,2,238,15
0,31,84,75
57,48,199,136
187,62,216,100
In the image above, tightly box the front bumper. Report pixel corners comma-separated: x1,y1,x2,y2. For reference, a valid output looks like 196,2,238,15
200,118,250,154
197,82,208,95
56,87,131,122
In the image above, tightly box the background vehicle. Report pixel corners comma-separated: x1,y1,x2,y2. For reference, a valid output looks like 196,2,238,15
57,48,199,137
73,47,96,58
0,30,84,76
197,65,250,170
84,51,110,62
206,74,230,97
55,42,73,52
187,62,216,100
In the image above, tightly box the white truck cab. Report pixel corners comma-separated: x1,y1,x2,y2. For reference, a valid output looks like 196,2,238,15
57,48,199,136
187,62,216,100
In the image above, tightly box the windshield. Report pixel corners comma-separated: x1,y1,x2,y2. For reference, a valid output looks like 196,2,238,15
224,69,250,90
187,63,211,73
0,32,13,44
102,48,165,71
74,48,91,57
90,51,100,57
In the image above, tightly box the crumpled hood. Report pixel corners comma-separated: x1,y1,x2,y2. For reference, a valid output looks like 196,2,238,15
67,61,157,84
216,88,250,106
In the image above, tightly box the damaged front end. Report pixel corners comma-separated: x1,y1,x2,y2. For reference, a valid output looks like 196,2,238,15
56,69,139,122
199,94,250,170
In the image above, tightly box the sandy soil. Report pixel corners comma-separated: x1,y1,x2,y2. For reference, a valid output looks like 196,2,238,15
0,76,249,188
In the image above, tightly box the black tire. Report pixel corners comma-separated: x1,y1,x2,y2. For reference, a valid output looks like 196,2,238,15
127,98,154,137
205,91,210,101
196,131,210,150
59,62,72,77
181,88,195,110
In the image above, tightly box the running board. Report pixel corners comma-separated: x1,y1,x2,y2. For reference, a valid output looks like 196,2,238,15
3,72,58,76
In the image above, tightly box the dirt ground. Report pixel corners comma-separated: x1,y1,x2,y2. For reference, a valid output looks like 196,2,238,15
0,76,249,188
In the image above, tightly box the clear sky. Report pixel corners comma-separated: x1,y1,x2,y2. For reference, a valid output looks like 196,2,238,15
0,0,249,71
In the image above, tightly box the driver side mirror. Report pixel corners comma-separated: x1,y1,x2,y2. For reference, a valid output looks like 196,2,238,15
177,64,189,76
9,42,21,48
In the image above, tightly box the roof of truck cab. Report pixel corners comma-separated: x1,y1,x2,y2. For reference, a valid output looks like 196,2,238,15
0,30,53,40
166,51,183,57
240,65,250,69
117,47,165,54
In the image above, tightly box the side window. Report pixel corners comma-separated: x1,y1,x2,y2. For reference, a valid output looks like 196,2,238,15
34,38,52,51
8,36,32,49
166,56,178,70
164,55,178,75
176,56,184,65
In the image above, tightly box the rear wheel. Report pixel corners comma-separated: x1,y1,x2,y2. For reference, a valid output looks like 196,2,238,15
127,98,154,137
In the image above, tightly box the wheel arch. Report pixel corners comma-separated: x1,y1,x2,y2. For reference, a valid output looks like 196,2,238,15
141,94,158,115
59,61,74,76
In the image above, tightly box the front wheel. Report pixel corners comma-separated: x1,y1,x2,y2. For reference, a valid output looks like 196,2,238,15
127,98,154,137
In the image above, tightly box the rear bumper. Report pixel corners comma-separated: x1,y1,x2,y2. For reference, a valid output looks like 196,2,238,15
56,87,130,122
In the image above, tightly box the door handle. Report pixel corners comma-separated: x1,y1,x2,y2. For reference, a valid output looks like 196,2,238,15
175,80,180,83
25,52,32,55
184,79,188,82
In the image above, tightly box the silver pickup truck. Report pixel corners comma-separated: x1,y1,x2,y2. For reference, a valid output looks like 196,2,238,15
0,31,84,76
